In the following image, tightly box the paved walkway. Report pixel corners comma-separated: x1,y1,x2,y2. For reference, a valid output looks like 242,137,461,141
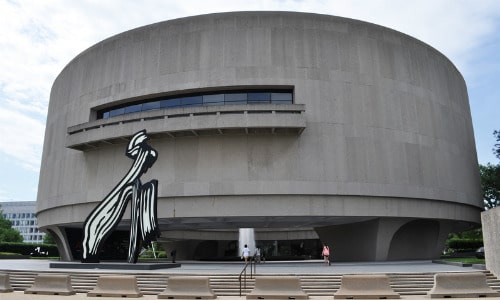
0,259,481,274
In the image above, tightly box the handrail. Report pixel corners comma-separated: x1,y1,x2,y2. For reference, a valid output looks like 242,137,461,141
239,256,256,296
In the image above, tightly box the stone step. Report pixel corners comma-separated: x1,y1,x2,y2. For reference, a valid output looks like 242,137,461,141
1,269,498,296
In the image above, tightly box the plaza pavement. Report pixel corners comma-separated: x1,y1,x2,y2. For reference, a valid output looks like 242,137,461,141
0,259,497,300
0,259,482,274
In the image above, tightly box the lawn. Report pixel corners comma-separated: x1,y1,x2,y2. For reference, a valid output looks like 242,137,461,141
442,257,485,264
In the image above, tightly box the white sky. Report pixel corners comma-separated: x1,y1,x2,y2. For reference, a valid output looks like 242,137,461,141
1,0,499,202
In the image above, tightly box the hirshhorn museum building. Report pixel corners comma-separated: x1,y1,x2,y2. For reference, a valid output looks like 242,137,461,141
36,11,482,262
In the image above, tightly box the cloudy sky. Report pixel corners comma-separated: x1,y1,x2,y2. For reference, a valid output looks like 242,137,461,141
0,0,499,203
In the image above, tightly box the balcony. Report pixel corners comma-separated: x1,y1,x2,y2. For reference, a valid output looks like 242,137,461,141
66,104,306,151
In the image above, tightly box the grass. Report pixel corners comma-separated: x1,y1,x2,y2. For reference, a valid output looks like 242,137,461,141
0,252,23,256
442,257,485,264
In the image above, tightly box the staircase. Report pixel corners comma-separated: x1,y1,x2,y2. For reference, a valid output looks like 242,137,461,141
2,269,499,296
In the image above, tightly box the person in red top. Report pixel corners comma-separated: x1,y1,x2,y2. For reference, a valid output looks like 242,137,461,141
322,244,331,266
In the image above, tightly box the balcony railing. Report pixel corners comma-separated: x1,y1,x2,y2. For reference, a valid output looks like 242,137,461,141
66,104,306,151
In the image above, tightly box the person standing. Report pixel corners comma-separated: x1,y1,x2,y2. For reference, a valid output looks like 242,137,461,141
322,244,331,266
242,244,251,264
254,246,261,263
170,249,177,263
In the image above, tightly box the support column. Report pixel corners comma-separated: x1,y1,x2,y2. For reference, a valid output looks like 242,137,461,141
315,219,379,262
374,218,414,261
44,226,72,261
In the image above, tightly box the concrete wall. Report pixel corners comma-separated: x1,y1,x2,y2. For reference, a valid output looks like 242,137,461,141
482,207,500,277
36,12,482,261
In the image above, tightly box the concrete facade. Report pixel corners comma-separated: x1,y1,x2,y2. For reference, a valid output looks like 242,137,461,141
36,12,482,261
481,207,500,277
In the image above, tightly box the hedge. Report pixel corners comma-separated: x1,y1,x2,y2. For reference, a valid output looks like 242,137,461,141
446,238,483,252
0,242,59,256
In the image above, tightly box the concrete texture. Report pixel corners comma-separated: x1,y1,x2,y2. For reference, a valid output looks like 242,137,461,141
37,12,481,262
0,260,496,300
428,272,499,298
3,293,499,300
334,274,400,299
246,276,308,299
0,259,482,275
482,207,500,277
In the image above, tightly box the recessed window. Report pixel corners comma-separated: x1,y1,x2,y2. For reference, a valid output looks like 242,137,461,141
97,88,293,119
248,93,271,103
203,94,224,106
161,98,181,108
142,101,161,111
271,92,293,103
124,104,142,114
109,107,125,117
181,96,203,106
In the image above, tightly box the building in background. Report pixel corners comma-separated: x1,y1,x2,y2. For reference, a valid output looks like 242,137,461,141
36,12,482,262
1,201,45,243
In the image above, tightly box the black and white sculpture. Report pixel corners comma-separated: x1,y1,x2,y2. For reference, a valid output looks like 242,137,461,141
81,130,160,263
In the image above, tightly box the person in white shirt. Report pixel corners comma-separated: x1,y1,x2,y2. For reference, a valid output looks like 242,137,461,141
242,244,251,263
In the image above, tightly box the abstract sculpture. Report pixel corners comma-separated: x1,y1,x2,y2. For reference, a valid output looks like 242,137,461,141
82,130,159,263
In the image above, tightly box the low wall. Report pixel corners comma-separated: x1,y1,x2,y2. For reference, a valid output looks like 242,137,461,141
481,207,500,277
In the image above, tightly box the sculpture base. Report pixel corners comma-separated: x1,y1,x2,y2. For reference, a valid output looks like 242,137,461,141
50,261,181,270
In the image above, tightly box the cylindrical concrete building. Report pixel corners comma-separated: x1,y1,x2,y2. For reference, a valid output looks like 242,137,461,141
36,11,481,262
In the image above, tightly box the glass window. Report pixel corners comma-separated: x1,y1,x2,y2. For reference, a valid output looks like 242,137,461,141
97,89,294,119
225,93,247,104
141,101,161,111
203,94,224,106
109,107,125,117
271,92,293,104
161,98,181,108
181,96,203,106
248,93,271,103
124,104,142,114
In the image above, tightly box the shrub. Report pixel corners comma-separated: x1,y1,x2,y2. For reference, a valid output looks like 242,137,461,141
446,238,483,252
0,242,59,256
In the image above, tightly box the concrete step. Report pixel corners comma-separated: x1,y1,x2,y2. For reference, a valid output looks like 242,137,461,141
1,269,498,296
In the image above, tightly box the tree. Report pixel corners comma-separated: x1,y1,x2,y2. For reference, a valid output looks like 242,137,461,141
480,163,500,209
0,228,24,243
479,130,500,210
43,232,56,245
494,130,500,160
0,208,24,243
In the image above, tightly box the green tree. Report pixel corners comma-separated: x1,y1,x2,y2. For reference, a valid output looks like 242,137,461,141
494,130,500,160
480,163,500,209
43,232,56,244
0,208,24,243
479,130,500,210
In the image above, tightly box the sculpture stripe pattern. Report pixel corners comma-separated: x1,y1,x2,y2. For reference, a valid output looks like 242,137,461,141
82,130,159,263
